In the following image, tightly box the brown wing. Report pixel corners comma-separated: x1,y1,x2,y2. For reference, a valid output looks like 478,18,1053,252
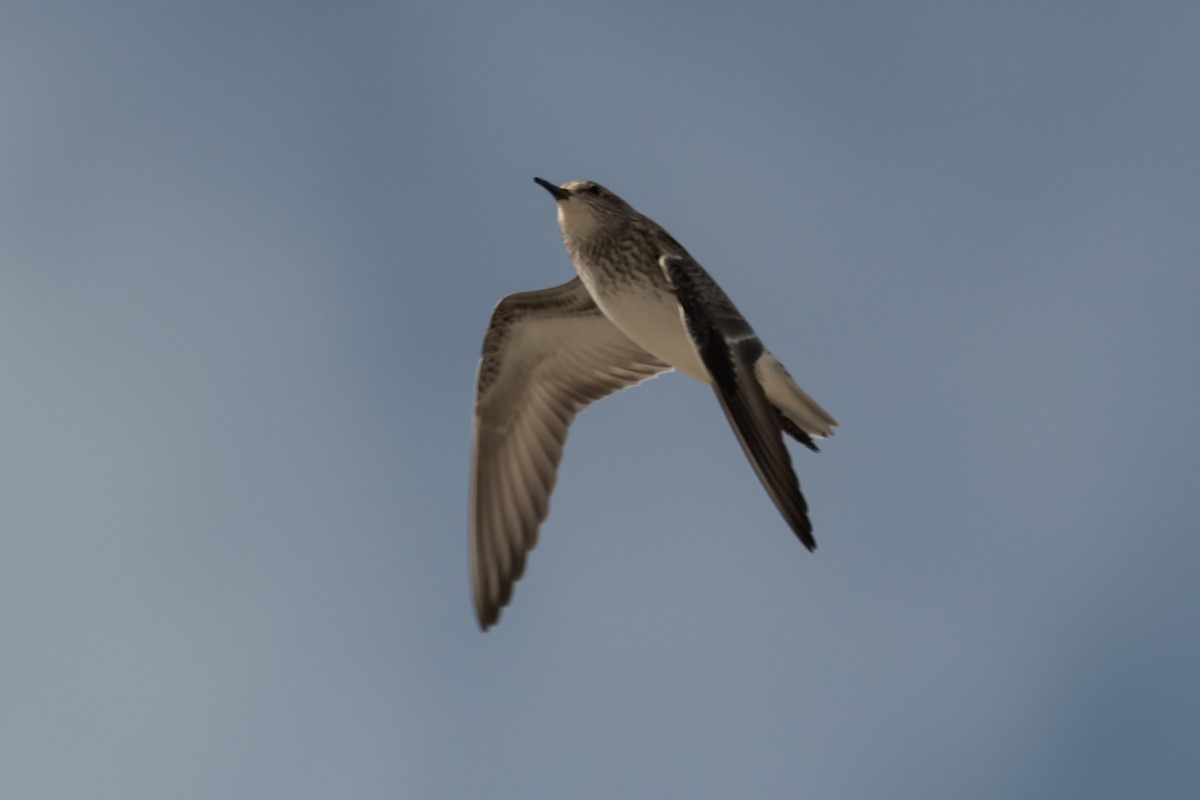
660,256,816,550
470,277,670,629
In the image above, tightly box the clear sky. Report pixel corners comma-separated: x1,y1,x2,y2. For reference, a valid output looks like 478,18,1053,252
4,2,1199,798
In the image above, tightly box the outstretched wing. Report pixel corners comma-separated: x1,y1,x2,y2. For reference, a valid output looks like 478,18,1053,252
471,277,670,629
660,255,817,550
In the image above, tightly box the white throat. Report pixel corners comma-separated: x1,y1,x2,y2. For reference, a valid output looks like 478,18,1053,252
556,198,606,241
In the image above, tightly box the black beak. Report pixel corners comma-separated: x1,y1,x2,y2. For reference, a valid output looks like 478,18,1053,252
533,177,570,201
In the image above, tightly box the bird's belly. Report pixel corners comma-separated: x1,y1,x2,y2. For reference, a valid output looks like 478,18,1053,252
592,286,710,382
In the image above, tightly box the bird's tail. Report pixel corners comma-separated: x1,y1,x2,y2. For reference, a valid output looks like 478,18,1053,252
756,353,838,448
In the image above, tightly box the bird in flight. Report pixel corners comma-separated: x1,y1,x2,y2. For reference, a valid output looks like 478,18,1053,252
469,178,837,629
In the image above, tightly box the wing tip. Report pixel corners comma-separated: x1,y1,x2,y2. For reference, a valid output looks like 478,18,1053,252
791,512,817,552
473,587,504,632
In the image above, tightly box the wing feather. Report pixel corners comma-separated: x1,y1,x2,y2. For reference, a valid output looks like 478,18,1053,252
660,256,817,550
470,277,670,629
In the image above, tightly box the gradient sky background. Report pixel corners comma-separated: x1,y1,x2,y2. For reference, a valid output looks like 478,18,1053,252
4,2,1199,798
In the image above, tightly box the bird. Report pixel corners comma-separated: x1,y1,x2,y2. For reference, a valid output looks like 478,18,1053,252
469,178,837,630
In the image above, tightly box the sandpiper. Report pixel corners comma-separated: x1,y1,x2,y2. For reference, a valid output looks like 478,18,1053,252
469,178,837,629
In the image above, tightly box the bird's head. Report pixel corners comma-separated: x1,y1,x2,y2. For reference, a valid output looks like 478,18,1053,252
533,178,634,239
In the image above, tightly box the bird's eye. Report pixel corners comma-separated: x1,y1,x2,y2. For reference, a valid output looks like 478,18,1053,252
587,184,602,196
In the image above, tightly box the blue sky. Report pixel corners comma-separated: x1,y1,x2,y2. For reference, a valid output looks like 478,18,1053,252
4,2,1199,798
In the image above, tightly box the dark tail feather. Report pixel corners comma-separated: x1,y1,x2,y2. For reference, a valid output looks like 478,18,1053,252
777,409,820,453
